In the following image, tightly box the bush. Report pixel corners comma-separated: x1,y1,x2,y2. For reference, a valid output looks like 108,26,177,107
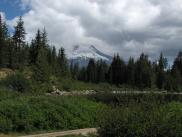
98,102,182,137
87,93,182,106
0,96,103,133
3,73,30,93
0,115,13,132
31,83,52,94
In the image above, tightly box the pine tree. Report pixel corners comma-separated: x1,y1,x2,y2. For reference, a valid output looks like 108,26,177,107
156,53,167,89
12,16,27,69
29,39,36,64
172,51,182,78
51,46,56,64
108,55,125,85
57,47,69,76
135,53,152,89
72,63,79,80
13,16,25,49
29,30,42,65
0,15,4,68
33,48,50,83
7,40,15,69
96,60,108,83
171,67,181,91
19,43,29,68
87,59,97,83
47,46,57,74
164,70,173,91
0,14,9,68
41,28,49,49
70,61,74,77
78,67,87,81
126,57,135,87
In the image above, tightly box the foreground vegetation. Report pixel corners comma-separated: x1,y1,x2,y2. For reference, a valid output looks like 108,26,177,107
0,90,103,133
88,93,182,137
0,85,181,137
99,102,182,137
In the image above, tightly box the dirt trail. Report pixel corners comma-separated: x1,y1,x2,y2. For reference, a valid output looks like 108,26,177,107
20,128,97,137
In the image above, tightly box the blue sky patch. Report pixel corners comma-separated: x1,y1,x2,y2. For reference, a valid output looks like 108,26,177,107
0,0,27,19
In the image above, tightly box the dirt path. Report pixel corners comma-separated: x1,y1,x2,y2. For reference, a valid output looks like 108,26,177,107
20,128,97,137
0,134,15,137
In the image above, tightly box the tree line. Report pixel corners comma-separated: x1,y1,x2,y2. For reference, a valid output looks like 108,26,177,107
0,15,69,84
0,15,182,91
76,52,182,91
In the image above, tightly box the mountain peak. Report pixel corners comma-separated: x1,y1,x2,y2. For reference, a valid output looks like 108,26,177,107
69,45,112,66
89,45,97,51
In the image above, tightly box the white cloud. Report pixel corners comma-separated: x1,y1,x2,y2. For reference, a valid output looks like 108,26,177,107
7,0,182,61
0,12,7,22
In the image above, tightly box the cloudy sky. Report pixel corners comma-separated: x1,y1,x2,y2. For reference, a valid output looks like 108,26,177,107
1,0,182,62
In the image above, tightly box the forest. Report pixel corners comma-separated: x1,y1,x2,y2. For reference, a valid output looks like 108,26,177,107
0,15,182,92
0,15,182,137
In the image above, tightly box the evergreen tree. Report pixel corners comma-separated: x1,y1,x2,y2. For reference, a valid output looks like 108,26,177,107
135,53,152,89
164,70,173,91
29,30,42,65
171,67,181,91
47,46,57,74
57,47,69,76
41,28,48,48
72,63,79,80
12,16,27,69
126,57,135,87
172,51,182,78
96,60,108,83
7,40,15,69
13,16,25,49
87,59,97,82
0,14,9,68
51,46,56,64
19,43,29,68
0,17,4,67
108,55,125,85
78,67,87,81
70,61,74,77
156,53,167,89
33,48,50,83
29,39,36,65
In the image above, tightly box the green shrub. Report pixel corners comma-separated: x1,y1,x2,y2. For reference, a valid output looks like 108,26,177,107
0,96,104,133
3,73,30,93
0,115,13,132
98,102,182,137
62,83,71,91
31,83,52,94
87,93,182,106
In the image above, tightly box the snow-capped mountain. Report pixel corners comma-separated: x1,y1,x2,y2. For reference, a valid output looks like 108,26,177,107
69,45,112,66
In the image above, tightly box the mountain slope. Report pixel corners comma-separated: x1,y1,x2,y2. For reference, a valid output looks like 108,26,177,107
69,45,112,66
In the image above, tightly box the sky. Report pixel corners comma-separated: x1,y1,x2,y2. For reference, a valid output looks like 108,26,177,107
1,0,182,63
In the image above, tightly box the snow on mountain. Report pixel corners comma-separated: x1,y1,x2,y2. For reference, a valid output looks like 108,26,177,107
68,45,112,66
